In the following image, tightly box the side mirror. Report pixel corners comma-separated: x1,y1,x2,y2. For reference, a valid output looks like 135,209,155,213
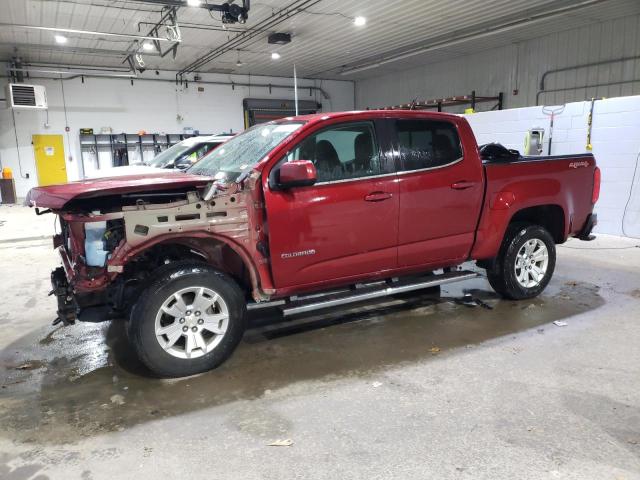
277,160,317,189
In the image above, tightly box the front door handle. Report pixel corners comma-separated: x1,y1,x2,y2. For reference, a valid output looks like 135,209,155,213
364,191,393,202
451,181,476,190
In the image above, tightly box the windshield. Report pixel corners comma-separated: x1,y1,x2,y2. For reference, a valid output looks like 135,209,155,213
188,122,304,181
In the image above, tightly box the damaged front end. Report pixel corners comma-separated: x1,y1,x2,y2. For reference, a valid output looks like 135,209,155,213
28,171,268,326
48,208,129,325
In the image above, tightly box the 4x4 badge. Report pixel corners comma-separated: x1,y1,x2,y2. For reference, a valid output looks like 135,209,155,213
569,161,589,169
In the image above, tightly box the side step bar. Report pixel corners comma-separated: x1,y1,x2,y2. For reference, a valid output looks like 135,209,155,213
278,270,479,317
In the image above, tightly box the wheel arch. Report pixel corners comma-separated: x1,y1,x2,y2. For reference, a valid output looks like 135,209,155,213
508,204,566,243
109,233,260,299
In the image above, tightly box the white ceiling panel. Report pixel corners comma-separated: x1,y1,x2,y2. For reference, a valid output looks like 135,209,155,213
0,0,638,80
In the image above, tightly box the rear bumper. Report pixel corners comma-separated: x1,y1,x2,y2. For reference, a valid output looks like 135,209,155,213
577,213,597,241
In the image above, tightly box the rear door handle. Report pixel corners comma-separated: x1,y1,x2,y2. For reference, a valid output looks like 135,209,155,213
364,191,393,202
451,181,476,190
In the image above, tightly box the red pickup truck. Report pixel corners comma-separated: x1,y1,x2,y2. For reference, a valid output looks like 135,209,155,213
27,110,600,377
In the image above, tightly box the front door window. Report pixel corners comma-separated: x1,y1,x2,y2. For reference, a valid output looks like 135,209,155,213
286,122,381,182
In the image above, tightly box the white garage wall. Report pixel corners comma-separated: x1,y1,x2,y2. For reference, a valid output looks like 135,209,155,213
355,14,640,111
462,96,640,238
0,70,354,198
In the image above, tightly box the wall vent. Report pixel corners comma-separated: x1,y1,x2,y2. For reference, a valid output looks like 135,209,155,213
5,84,48,110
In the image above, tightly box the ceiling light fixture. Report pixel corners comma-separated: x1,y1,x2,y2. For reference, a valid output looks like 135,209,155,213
271,52,281,60
186,0,202,6
54,34,68,44
353,16,366,27
142,42,154,51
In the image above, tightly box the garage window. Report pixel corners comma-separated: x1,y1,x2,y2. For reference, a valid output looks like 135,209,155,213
396,120,463,171
287,122,380,182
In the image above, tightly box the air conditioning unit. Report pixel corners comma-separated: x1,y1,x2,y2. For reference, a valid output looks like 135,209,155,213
5,84,48,110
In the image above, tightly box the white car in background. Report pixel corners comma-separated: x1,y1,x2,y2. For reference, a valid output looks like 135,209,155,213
86,134,234,178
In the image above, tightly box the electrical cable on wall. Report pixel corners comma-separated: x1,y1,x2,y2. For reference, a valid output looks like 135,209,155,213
10,107,29,179
621,150,640,239
60,76,78,177
318,79,331,111
0,98,6,169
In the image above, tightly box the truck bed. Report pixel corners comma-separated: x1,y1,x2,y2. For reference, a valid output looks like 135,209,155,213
482,152,596,165
471,153,597,259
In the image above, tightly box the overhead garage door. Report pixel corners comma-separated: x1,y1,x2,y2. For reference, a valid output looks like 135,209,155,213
243,98,322,128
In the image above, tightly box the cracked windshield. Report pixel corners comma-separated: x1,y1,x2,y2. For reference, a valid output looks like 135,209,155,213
189,121,304,181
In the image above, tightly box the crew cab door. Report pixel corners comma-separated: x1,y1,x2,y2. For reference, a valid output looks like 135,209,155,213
393,118,484,267
264,120,398,289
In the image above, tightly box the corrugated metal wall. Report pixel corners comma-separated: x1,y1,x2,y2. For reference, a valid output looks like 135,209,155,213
355,14,640,111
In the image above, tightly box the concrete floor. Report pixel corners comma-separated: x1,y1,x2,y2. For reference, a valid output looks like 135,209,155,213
1,205,639,480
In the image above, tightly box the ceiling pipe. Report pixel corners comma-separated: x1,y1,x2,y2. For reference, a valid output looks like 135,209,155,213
1,60,336,85
337,0,611,76
6,67,137,78
126,6,181,62
37,0,163,14
0,23,177,42
539,55,640,91
176,0,321,80
129,0,246,12
138,20,249,34
536,79,640,105
5,71,330,99
18,62,134,73
5,43,162,58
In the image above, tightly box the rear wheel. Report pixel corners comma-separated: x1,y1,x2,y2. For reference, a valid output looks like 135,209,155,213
128,262,247,377
486,223,556,300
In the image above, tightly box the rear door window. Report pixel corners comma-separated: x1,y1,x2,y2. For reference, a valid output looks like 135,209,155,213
395,120,462,171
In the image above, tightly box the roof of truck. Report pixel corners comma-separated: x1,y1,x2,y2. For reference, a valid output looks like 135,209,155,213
281,109,463,124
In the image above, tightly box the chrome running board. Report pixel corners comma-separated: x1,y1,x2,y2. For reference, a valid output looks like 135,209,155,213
279,270,479,317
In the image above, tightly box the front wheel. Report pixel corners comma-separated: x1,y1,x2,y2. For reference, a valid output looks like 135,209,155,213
128,262,247,377
486,224,556,300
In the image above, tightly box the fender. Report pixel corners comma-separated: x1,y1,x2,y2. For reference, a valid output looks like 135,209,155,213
472,200,569,259
106,231,271,301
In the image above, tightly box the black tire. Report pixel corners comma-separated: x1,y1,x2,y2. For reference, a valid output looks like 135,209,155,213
128,262,247,377
486,223,556,300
